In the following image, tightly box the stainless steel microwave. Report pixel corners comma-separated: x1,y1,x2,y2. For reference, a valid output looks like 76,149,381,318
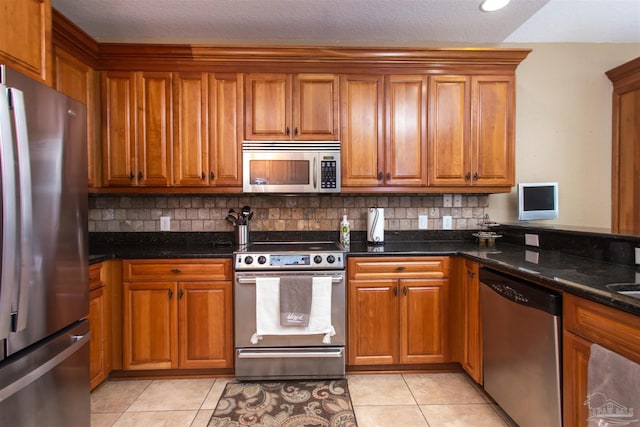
242,141,340,193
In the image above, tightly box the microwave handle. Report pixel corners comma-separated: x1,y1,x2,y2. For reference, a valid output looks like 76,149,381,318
313,157,317,190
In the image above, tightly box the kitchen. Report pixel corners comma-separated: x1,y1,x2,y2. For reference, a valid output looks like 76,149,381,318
1,1,639,426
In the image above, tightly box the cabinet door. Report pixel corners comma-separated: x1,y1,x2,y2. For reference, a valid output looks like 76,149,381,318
0,0,51,84
123,282,178,370
386,75,428,186
102,72,136,186
347,279,398,365
399,278,448,363
89,287,106,389
54,48,98,187
293,74,340,140
428,76,470,186
471,76,515,186
209,73,243,186
563,331,591,427
136,72,172,186
173,72,208,186
462,260,482,383
178,281,233,369
245,73,291,140
340,75,384,187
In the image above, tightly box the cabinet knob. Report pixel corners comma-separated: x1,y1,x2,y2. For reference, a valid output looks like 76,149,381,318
473,172,479,180
171,268,181,273
138,171,143,180
168,289,173,298
286,127,290,136
393,287,398,296
210,171,215,181
403,286,407,296
129,171,135,181
396,266,406,271
377,172,383,181
386,172,391,180
294,127,299,136
201,172,206,181
179,289,184,299
468,270,476,278
465,172,471,181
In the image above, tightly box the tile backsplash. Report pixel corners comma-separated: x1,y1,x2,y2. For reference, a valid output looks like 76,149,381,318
89,194,488,232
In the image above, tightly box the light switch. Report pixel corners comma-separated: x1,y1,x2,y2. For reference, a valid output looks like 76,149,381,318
160,216,171,231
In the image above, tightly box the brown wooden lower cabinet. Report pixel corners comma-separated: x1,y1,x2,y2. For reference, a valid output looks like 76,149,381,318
89,262,109,389
460,259,482,384
121,259,233,370
563,293,640,427
347,256,450,366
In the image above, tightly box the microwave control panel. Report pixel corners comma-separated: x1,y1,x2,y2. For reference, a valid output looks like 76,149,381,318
321,160,338,189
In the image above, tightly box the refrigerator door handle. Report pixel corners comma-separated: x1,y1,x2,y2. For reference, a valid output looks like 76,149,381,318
0,330,90,401
0,84,18,340
9,88,33,332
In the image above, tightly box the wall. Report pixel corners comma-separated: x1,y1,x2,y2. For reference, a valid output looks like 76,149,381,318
489,43,640,228
89,194,488,233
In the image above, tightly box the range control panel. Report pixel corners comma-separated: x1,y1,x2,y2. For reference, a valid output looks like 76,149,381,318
234,252,345,270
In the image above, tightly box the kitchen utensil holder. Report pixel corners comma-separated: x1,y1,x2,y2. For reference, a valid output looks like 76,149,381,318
235,224,249,246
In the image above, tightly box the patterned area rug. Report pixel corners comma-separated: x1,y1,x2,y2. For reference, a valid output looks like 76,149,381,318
208,379,357,426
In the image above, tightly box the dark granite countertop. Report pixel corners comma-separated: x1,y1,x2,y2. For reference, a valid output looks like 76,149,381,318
89,231,640,316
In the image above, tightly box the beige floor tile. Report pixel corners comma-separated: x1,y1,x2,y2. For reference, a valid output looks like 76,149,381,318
404,373,486,405
420,404,509,427
90,412,121,427
127,378,215,412
347,374,416,405
112,410,197,427
190,409,214,427
201,378,233,410
91,380,152,413
354,405,429,427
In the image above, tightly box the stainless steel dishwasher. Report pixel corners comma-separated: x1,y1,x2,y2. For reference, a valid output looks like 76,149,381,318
480,268,562,427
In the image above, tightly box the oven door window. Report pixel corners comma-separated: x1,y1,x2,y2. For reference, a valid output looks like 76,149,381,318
249,159,310,185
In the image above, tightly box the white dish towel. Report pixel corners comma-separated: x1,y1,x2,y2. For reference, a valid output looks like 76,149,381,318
251,276,335,344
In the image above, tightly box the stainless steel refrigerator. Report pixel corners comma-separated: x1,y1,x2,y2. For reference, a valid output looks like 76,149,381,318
0,65,89,426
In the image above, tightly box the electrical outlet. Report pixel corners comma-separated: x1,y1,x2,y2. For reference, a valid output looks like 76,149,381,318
442,215,452,230
636,247,640,265
419,215,428,229
160,216,171,231
453,194,463,207
525,233,539,247
443,194,453,207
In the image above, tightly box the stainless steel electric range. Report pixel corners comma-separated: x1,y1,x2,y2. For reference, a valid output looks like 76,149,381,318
233,241,346,380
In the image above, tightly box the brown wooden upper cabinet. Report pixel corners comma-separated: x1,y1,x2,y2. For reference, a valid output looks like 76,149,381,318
244,73,340,141
428,75,515,187
341,75,428,187
102,71,173,186
0,0,52,84
173,73,243,186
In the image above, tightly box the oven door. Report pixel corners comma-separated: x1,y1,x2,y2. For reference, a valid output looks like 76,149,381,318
234,270,345,380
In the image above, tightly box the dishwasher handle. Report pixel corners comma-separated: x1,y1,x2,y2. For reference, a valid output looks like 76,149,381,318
480,268,562,316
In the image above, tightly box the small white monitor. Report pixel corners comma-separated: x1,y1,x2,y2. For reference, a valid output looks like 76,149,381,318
518,182,558,220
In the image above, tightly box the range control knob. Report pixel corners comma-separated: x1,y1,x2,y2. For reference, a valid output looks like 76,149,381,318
314,255,323,264
327,255,336,264
258,256,267,264
244,256,254,265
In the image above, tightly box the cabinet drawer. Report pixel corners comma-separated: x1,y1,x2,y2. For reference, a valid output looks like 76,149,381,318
122,259,232,281
89,263,104,291
564,293,640,364
348,256,449,280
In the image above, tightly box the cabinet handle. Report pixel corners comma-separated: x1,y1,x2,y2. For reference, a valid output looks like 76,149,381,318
377,172,383,181
138,171,143,181
396,266,406,271
201,172,206,181
210,171,215,181
386,172,391,180
468,270,476,278
286,127,290,136
170,268,181,273
393,287,398,297
403,286,407,296
294,127,299,136
168,289,173,299
465,172,471,181
129,171,135,181
473,172,479,180
179,289,184,299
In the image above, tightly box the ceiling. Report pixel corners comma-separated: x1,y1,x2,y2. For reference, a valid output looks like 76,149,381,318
52,0,640,46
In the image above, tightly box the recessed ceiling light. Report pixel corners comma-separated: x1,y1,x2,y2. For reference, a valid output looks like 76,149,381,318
480,0,511,12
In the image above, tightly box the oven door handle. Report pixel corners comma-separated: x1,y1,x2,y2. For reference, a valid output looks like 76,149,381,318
236,276,344,284
237,349,344,359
